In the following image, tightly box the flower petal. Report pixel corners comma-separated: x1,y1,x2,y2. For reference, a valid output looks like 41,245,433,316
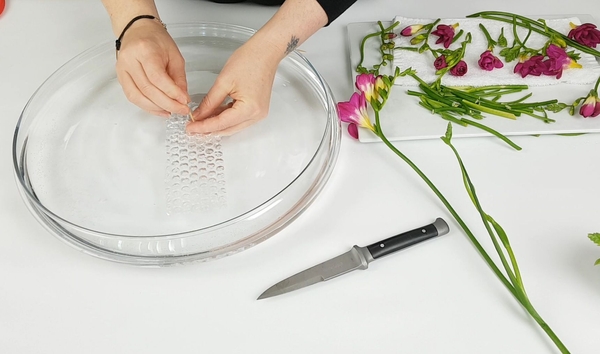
347,123,359,139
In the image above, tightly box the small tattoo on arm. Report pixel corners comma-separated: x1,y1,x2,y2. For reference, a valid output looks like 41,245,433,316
285,35,300,55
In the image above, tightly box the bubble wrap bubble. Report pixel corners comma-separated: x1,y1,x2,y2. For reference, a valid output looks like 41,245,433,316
165,110,226,214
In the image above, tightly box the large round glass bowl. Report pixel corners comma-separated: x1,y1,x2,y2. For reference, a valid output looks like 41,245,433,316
13,23,341,266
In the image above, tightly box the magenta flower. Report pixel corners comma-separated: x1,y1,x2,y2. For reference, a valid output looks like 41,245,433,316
543,44,582,79
579,92,600,118
514,55,546,78
434,55,448,70
400,24,424,37
568,23,600,48
450,60,468,76
355,73,385,103
478,50,504,71
431,24,458,48
337,92,375,139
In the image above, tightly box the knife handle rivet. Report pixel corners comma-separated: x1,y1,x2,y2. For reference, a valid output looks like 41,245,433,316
421,229,427,233
380,243,385,248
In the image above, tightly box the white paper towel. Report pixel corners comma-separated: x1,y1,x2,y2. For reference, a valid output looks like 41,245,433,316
392,16,600,86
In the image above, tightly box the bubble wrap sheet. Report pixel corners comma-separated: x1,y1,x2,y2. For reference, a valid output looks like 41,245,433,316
165,111,226,214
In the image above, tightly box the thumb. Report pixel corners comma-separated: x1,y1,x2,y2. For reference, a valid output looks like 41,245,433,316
194,80,231,121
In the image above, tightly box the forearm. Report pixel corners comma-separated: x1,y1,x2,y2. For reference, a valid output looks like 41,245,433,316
248,0,328,65
101,0,161,35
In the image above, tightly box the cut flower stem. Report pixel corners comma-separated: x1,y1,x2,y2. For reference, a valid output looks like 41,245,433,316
347,20,575,352
372,107,569,352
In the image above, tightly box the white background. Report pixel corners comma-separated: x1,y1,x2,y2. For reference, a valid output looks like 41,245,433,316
1,1,599,353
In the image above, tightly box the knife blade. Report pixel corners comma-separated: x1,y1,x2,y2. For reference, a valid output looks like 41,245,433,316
257,217,449,300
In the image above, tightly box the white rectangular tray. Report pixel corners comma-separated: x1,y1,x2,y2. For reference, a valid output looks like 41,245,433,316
347,16,600,143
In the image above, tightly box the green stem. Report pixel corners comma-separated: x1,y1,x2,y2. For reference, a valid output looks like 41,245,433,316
357,21,400,72
520,110,555,123
371,112,575,354
468,11,600,57
479,23,496,50
358,31,381,70
420,18,441,51
462,100,517,119
502,93,533,105
372,110,518,298
444,142,520,289
442,134,569,353
460,118,522,150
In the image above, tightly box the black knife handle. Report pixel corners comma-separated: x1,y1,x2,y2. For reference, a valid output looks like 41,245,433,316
366,218,449,260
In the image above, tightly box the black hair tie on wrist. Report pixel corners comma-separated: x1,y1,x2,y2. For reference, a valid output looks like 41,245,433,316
115,15,166,57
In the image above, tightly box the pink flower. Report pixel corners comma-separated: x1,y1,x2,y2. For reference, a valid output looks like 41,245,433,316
543,44,582,79
514,55,546,78
478,50,504,71
579,92,600,118
355,73,385,103
568,23,600,48
400,24,424,37
434,55,448,70
431,24,458,48
450,60,468,76
337,92,375,139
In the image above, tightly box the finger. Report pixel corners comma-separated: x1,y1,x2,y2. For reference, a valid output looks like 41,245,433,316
166,54,190,103
142,55,189,105
118,70,171,117
127,60,189,115
194,79,231,121
206,120,256,136
191,101,233,121
187,104,253,134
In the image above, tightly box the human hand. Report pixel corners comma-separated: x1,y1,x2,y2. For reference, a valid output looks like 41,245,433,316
186,39,278,136
115,19,190,117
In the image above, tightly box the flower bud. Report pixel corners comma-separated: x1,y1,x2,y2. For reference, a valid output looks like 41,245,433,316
410,34,427,45
401,24,424,37
579,91,600,118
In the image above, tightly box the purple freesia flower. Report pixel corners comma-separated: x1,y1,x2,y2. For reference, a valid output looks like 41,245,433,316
434,55,448,70
543,44,582,79
431,24,458,48
450,60,468,76
514,55,546,78
337,92,375,139
478,50,504,71
568,23,600,48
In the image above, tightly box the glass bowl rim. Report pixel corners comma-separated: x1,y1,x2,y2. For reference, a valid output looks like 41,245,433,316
12,21,340,241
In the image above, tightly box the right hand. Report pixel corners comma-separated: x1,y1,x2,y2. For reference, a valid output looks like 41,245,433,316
115,19,190,117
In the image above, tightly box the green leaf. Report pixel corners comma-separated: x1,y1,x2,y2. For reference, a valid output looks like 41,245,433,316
497,27,508,47
589,233,600,246
378,87,388,100
441,122,453,144
382,75,392,88
544,103,568,113
488,215,511,249
595,259,600,266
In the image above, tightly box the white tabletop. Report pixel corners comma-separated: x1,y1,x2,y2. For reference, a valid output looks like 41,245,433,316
1,1,599,353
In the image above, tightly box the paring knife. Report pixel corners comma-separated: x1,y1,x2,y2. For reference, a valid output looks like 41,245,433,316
257,218,449,300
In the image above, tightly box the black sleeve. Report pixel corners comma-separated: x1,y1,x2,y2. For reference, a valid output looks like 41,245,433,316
316,0,357,25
